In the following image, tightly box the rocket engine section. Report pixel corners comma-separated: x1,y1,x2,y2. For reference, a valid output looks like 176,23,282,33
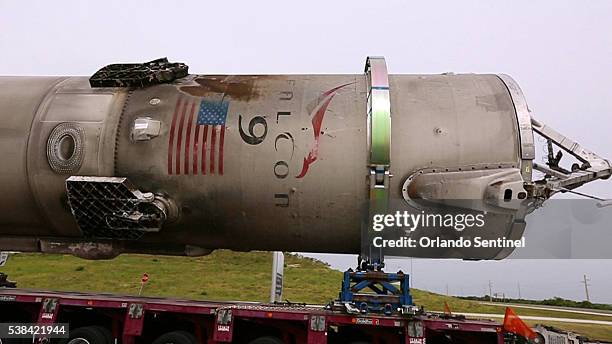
0,57,609,260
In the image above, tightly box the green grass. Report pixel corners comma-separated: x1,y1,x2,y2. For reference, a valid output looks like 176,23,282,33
412,290,612,322
1,252,611,341
0,251,341,303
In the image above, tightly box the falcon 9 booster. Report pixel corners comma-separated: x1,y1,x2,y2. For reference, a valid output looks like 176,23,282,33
0,57,609,259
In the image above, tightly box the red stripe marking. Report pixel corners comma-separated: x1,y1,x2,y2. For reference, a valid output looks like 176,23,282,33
175,99,189,174
184,102,196,175
296,83,353,178
167,97,183,175
219,126,225,175
296,94,336,178
210,126,217,175
201,126,208,175
321,82,353,98
193,125,200,175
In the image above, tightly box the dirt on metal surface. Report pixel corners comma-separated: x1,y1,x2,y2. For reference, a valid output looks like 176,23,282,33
180,75,266,101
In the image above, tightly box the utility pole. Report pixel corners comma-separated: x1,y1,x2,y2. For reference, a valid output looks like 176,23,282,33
410,258,414,287
446,284,449,297
488,280,493,302
581,274,591,302
517,282,521,299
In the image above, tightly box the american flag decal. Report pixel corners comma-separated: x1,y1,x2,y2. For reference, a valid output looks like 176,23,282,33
167,96,228,175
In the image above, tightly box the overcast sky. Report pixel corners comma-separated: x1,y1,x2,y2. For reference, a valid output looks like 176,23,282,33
1,0,611,303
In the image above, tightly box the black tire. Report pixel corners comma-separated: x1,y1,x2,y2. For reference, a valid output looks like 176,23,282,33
152,331,197,344
248,336,284,344
0,338,30,344
63,326,112,344
90,326,113,344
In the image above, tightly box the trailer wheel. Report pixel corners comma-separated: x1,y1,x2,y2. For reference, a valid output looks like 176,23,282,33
64,326,112,344
152,330,197,344
0,339,30,344
90,326,113,344
248,336,284,344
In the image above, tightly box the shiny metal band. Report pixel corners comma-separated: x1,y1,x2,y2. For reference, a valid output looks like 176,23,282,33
497,74,535,182
366,56,392,169
363,56,392,267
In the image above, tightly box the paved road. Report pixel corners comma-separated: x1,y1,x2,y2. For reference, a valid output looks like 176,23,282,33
479,302,612,317
448,311,612,326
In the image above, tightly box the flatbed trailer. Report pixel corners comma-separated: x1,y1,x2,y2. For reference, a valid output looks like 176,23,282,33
0,288,505,344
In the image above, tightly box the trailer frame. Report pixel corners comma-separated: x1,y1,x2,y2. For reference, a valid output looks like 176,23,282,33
0,288,505,344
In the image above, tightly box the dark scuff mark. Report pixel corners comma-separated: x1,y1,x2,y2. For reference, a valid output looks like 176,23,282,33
475,93,511,112
179,75,266,101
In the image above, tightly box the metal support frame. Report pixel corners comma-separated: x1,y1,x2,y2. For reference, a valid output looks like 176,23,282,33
340,57,414,315
338,270,412,315
361,56,392,271
531,117,611,194
498,74,610,199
